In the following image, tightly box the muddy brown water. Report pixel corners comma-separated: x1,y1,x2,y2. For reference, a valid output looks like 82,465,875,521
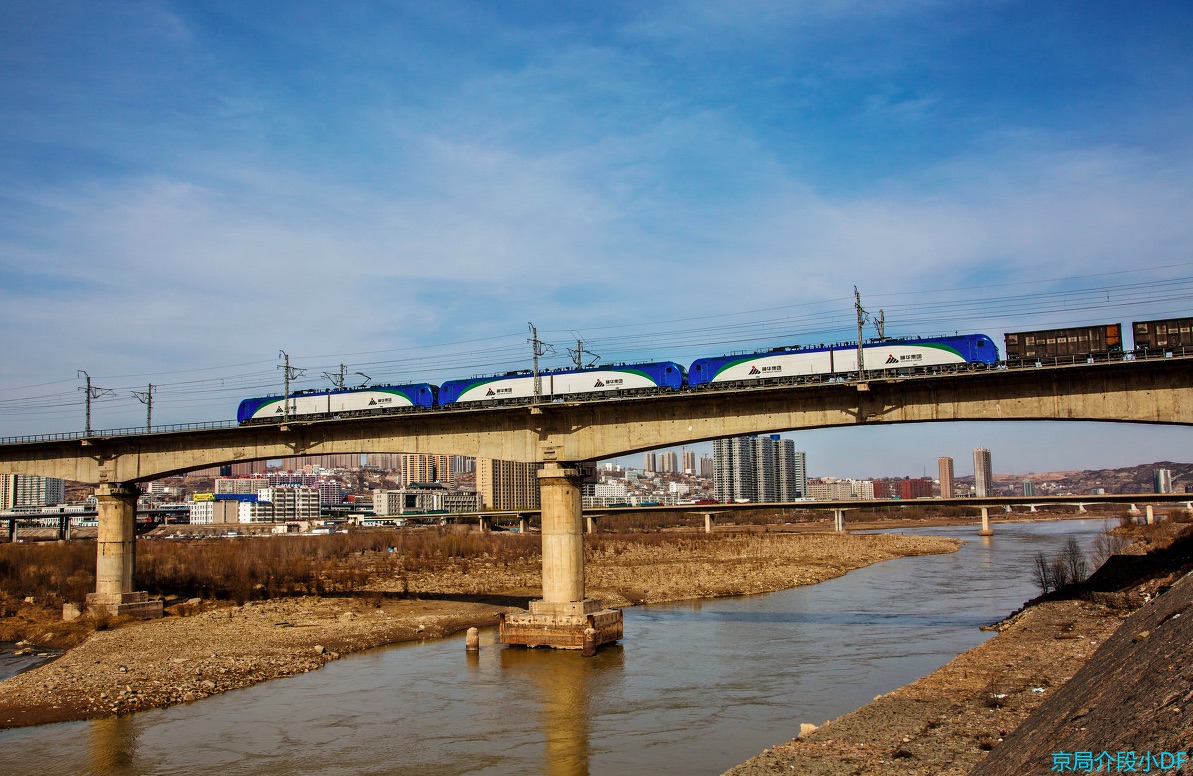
0,519,1112,775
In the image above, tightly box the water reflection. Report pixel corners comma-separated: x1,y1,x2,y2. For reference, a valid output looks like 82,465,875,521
500,646,624,776
89,715,137,773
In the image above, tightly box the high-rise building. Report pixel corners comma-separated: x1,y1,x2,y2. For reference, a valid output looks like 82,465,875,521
938,457,955,498
0,475,66,508
1022,480,1036,497
229,460,268,476
643,452,657,473
682,450,696,474
476,458,541,510
699,455,714,478
660,451,679,474
400,454,452,487
751,436,778,502
973,447,993,498
278,455,361,472
713,435,802,503
713,436,755,503
775,441,806,500
366,454,402,470
1155,468,1173,494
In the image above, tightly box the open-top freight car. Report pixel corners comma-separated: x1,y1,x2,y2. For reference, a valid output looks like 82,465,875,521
1132,317,1193,353
1003,324,1123,365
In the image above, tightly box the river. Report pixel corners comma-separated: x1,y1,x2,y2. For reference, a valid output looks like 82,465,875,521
0,518,1114,775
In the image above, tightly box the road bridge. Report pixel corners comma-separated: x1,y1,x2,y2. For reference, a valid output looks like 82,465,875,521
0,357,1190,648
581,492,1193,534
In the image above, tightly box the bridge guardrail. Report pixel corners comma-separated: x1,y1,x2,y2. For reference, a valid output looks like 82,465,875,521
0,420,239,446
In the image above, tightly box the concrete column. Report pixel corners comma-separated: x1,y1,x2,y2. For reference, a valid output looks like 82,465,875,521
479,515,492,532
538,464,585,606
518,516,529,534
6,519,14,543
87,482,162,619
704,513,713,534
95,482,138,596
585,516,596,535
58,515,69,541
1128,504,1141,516
833,509,845,532
1003,505,1012,513
1146,504,1155,525
500,462,622,651
978,506,994,536
1029,504,1039,513
1077,503,1088,513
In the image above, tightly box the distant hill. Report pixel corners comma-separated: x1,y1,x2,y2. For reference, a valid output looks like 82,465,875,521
961,461,1193,496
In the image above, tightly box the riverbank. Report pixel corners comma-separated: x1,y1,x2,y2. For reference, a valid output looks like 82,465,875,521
725,523,1192,776
0,530,958,729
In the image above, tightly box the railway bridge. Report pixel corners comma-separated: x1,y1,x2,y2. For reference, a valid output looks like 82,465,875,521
1,357,1191,648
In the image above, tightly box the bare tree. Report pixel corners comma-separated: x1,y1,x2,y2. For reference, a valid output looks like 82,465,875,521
1091,531,1130,567
1062,537,1089,586
1032,551,1055,595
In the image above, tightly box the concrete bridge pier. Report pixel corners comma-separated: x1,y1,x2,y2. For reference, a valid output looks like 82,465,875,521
585,516,596,535
6,518,14,543
517,516,529,534
478,515,492,532
1076,503,1088,514
1128,504,1141,517
832,509,845,532
499,463,622,652
704,513,714,533
85,483,162,619
1146,504,1155,525
1029,504,1039,513
978,507,994,537
57,514,70,541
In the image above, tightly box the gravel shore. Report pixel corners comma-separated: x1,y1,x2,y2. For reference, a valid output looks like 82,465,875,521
725,526,1191,776
0,531,958,729
724,597,1129,776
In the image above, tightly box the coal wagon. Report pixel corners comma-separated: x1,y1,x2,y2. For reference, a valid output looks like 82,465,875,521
1004,324,1123,365
1132,317,1193,352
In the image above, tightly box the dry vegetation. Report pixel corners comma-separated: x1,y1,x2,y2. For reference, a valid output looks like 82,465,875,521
0,527,961,727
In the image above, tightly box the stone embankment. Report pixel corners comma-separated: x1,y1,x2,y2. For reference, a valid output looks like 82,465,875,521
0,531,958,728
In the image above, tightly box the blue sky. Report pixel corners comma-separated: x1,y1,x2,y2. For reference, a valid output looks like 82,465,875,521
1,1,1192,478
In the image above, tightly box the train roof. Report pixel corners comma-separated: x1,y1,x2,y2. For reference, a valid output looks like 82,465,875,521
239,383,436,402
691,333,994,362
446,361,686,384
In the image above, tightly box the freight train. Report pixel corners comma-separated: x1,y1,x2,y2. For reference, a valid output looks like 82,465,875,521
236,317,1192,424
1003,317,1193,365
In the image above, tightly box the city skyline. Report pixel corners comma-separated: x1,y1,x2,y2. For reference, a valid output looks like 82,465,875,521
2,4,1192,475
